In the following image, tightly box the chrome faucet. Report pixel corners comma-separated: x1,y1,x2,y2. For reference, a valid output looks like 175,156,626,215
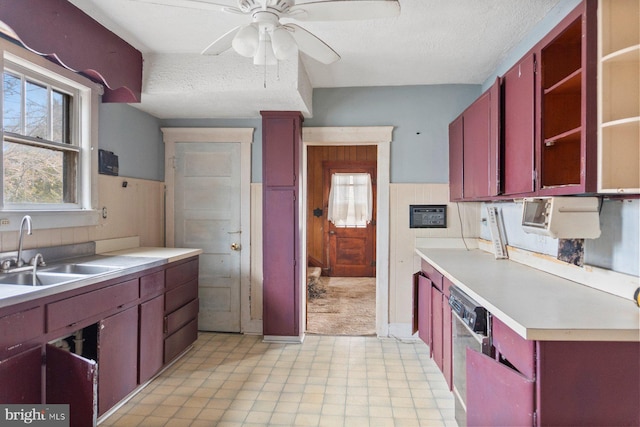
17,215,33,267
31,253,45,286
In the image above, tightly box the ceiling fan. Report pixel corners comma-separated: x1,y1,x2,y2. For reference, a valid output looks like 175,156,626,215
131,0,401,65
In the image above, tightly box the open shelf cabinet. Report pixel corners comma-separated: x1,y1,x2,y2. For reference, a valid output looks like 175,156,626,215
598,0,640,193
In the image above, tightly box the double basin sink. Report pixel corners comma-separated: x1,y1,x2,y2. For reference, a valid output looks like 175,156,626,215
0,263,122,287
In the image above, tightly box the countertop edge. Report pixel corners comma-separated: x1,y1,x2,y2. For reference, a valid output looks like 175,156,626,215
0,247,202,309
415,247,640,342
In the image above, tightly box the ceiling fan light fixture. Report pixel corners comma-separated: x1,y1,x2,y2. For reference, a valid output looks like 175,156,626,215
232,24,259,57
254,38,278,65
271,27,297,60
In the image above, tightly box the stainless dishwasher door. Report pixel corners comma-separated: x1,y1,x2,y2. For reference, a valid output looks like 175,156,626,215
452,310,491,427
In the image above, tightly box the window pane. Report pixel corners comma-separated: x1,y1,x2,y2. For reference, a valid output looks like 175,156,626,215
3,73,22,134
3,141,71,204
52,90,70,143
25,80,48,139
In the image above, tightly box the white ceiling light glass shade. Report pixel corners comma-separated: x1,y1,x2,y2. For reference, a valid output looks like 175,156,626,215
254,37,277,65
271,27,297,61
232,24,259,57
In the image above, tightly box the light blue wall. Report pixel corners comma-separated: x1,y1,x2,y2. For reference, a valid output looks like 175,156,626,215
156,85,480,183
306,85,480,183
98,103,164,181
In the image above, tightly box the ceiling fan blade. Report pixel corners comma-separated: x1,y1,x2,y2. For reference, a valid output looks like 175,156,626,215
129,0,243,14
201,26,242,55
284,24,340,64
288,0,400,21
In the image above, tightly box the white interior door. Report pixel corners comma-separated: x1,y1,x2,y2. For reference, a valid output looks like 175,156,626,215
174,142,241,332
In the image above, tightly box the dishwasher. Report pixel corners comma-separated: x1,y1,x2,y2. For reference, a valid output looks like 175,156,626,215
448,285,492,427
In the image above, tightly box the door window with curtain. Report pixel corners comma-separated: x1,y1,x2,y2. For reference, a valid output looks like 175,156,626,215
327,173,373,228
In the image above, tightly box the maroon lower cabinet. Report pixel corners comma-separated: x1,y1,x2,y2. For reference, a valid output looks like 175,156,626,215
431,285,444,371
536,341,640,426
442,278,453,390
467,348,535,427
262,188,298,336
139,294,165,384
468,316,640,426
0,346,42,404
163,257,199,363
46,344,98,427
416,273,432,351
97,306,138,416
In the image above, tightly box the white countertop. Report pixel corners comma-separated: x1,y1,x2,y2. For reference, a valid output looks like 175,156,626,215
416,248,640,342
0,247,202,307
104,247,202,263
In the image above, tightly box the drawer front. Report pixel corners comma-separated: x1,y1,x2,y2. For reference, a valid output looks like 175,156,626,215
421,260,444,290
165,279,198,314
492,316,535,379
166,298,199,336
0,306,44,359
165,258,199,291
164,319,197,363
47,279,139,332
140,270,165,300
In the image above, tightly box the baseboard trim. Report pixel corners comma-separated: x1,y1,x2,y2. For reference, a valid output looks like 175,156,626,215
263,334,305,344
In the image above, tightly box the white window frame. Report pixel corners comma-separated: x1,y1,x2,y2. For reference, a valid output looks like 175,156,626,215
0,38,100,231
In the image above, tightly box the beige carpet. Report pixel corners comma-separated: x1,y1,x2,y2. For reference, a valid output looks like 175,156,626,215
306,276,376,336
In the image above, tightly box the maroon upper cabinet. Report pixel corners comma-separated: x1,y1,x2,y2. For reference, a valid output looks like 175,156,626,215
462,82,500,199
448,116,464,201
450,0,598,201
449,79,500,201
261,111,304,338
502,53,536,196
536,0,597,195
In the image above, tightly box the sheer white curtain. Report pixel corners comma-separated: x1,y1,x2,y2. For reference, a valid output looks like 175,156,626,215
327,173,373,227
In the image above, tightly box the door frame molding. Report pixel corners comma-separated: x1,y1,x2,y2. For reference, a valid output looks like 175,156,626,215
161,127,257,333
302,126,393,337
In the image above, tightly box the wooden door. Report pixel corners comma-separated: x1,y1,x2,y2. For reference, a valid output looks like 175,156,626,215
174,142,242,332
323,161,376,277
46,344,98,427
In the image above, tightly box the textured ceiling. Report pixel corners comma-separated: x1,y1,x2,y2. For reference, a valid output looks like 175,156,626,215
68,0,561,118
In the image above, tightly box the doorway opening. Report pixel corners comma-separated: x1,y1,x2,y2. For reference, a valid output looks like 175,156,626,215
301,126,393,338
305,146,377,335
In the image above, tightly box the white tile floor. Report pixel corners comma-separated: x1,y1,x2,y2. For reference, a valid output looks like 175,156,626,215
100,333,458,427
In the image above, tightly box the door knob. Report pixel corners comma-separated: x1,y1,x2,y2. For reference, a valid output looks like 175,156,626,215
231,243,241,251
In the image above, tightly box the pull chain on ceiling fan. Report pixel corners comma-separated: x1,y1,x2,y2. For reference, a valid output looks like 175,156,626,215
131,0,401,65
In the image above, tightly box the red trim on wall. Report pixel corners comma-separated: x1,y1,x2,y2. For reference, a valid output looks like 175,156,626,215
0,0,142,103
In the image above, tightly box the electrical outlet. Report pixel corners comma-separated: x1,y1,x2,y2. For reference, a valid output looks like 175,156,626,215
0,219,9,225
102,207,108,219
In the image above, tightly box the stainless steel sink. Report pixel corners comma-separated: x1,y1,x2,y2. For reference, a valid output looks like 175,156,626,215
42,264,119,275
0,272,86,286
